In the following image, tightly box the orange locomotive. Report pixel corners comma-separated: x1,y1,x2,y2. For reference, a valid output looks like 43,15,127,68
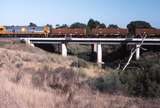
0,26,7,34
0,26,50,37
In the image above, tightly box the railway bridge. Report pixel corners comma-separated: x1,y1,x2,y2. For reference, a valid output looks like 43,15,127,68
20,37,160,65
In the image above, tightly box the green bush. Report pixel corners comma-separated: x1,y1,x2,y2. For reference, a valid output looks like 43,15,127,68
120,59,160,98
32,67,87,93
94,70,122,93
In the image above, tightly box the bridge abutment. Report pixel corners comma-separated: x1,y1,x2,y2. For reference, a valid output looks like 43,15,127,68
61,43,67,57
24,39,35,47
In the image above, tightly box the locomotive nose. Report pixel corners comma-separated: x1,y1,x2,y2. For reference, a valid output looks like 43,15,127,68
0,26,6,33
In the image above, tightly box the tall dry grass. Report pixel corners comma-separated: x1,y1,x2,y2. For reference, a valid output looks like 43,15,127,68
0,43,159,108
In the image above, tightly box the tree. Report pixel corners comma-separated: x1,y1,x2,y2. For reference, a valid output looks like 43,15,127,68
94,20,101,27
29,22,37,27
87,19,98,29
87,19,106,29
127,21,152,35
70,22,86,28
55,24,60,28
98,23,106,28
108,24,119,29
56,24,68,29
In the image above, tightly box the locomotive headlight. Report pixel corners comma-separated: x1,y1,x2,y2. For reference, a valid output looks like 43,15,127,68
21,27,27,32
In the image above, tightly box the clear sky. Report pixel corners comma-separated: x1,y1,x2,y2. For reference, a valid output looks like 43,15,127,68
1,0,160,28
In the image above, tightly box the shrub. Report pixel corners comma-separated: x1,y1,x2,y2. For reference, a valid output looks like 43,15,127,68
46,67,78,92
32,71,46,87
120,58,160,98
93,70,122,93
76,68,86,77
70,59,89,68
32,67,86,93
11,71,23,83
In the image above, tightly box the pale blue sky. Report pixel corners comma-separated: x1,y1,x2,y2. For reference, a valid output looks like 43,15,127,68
1,0,160,28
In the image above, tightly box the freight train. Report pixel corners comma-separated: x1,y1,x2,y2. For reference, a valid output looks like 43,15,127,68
0,25,160,38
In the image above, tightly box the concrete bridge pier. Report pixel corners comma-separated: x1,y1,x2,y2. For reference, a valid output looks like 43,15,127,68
97,43,103,66
61,43,67,57
136,44,140,60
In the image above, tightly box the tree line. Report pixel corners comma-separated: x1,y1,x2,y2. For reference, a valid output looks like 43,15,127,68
29,19,153,32
54,19,120,29
55,19,153,29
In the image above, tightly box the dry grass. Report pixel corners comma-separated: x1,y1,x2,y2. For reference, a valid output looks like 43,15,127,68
1,78,160,108
0,41,159,108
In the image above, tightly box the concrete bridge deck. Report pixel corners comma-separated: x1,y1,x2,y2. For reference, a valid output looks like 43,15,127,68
20,37,160,45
